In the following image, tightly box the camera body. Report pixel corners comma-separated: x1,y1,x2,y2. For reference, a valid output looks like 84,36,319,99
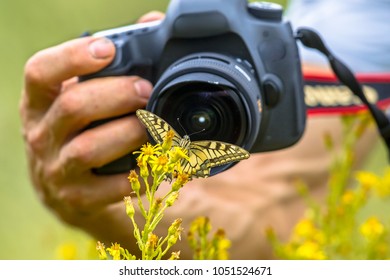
86,0,306,175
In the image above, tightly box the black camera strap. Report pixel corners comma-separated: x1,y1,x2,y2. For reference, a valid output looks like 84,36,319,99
295,28,390,161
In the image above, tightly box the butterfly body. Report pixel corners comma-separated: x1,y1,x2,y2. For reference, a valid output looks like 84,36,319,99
136,109,250,178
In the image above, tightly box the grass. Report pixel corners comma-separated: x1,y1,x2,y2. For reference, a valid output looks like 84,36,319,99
0,0,385,259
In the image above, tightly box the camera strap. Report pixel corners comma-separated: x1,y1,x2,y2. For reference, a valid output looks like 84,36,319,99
295,27,390,161
303,73,390,116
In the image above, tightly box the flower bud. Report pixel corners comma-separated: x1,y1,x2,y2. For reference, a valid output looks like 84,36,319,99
124,196,135,218
96,241,107,260
165,191,179,207
128,170,141,193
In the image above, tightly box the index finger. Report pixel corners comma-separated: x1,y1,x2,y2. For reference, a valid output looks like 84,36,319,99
23,36,115,111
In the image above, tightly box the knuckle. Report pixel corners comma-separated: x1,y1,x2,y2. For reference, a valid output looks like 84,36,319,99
24,52,46,86
117,77,139,95
44,161,64,182
63,137,93,167
57,91,82,117
26,126,47,155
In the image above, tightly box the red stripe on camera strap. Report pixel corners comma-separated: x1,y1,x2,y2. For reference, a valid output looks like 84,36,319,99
304,73,390,116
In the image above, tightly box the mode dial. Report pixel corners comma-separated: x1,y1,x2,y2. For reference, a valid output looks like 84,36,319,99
248,2,283,21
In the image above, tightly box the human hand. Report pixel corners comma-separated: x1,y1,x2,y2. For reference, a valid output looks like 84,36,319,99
19,29,154,227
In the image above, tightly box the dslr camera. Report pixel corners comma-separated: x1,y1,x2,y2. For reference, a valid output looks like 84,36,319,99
85,0,307,175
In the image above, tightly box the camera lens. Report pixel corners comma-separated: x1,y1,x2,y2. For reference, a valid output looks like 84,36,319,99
187,108,214,133
190,110,212,131
147,53,262,175
154,82,245,144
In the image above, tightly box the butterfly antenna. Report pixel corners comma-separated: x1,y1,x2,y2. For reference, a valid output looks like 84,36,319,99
188,128,206,137
176,117,205,137
176,117,187,135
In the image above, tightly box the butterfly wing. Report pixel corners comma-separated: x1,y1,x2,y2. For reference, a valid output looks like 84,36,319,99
136,109,182,145
182,140,250,178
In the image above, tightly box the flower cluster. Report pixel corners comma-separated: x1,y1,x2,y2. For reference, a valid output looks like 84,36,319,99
97,131,190,260
268,114,390,259
96,130,231,260
187,216,231,260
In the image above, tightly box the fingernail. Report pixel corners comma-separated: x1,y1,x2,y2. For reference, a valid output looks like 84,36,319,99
88,38,115,59
134,79,153,99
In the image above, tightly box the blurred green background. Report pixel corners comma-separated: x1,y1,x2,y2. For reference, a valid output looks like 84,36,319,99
0,0,172,259
0,0,386,259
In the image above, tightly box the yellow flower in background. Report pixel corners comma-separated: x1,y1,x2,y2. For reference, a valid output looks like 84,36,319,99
56,242,78,260
341,190,355,205
375,169,390,198
213,229,231,260
294,218,316,239
355,171,379,187
187,216,231,260
356,169,390,198
268,115,390,260
296,241,326,260
360,217,385,240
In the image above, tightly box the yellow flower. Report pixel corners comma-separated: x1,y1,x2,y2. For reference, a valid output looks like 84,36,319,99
145,233,158,256
162,129,176,152
107,243,123,260
342,190,355,205
294,218,316,239
168,251,181,260
190,216,211,237
169,146,189,164
137,157,149,178
150,154,170,175
168,218,183,246
56,242,78,260
296,241,326,260
171,171,190,191
213,229,231,260
133,142,160,163
360,217,385,240
374,169,390,198
355,171,380,191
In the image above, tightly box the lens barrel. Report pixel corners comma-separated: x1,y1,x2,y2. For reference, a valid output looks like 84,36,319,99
147,53,262,175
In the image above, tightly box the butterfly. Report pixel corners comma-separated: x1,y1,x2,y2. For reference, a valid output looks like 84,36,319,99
136,109,250,178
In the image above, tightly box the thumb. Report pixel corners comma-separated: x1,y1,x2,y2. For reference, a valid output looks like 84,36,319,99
25,37,116,93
